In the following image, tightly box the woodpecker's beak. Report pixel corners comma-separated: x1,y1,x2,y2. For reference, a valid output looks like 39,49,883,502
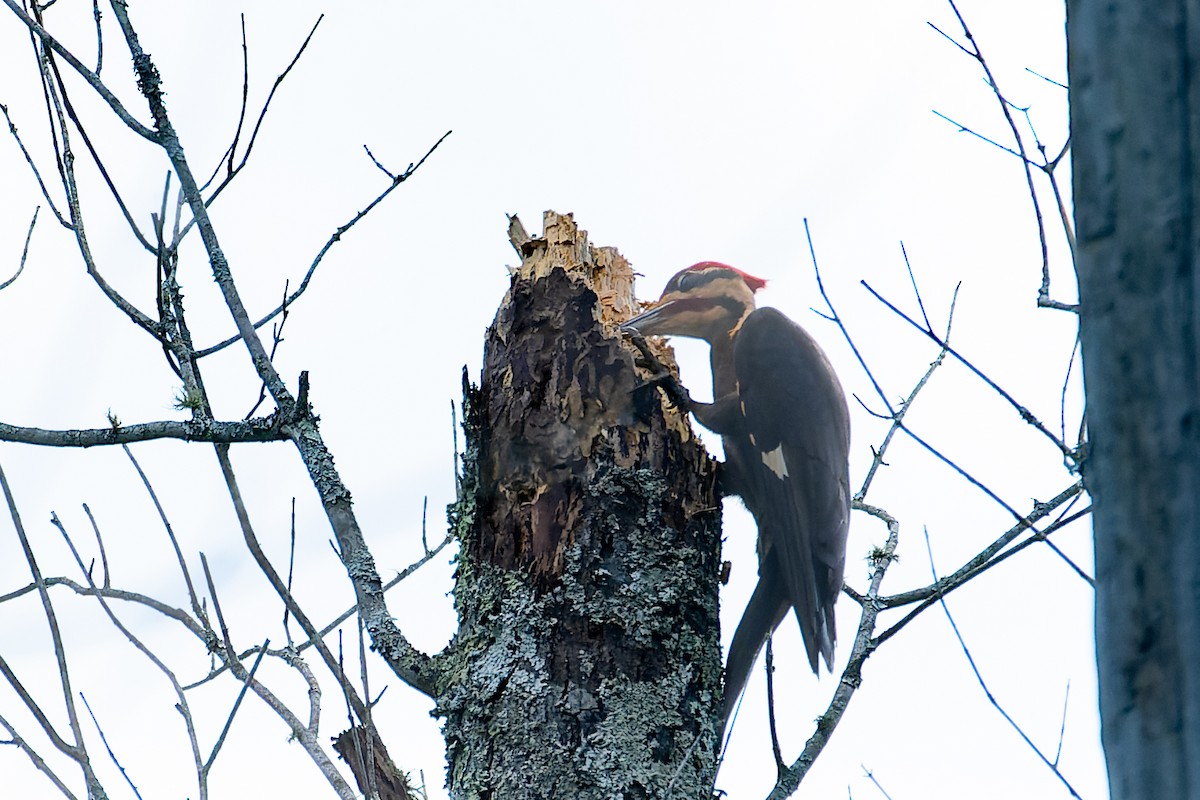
621,300,682,336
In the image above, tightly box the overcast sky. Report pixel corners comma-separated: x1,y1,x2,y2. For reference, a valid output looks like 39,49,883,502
0,2,1101,798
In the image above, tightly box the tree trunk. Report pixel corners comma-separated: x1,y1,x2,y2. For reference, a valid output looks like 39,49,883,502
1069,5,1200,797
437,211,723,798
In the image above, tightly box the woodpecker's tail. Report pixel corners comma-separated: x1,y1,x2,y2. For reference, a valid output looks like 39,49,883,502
721,560,789,735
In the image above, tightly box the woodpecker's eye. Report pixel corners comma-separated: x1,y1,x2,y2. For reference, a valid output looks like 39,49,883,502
676,271,702,292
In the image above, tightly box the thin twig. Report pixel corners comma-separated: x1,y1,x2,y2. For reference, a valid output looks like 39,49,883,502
190,16,324,218
80,503,110,589
51,506,209,800
0,577,207,639
804,220,892,414
1060,335,1082,456
856,283,960,500
356,615,378,800
80,693,144,800
1053,680,1071,766
1025,67,1067,90
861,765,895,800
44,51,155,251
284,497,298,646
91,0,102,74
1,103,69,227
421,496,430,555
923,528,1082,799
206,638,271,771
931,109,1021,158
246,280,292,419
0,714,79,800
861,280,1076,461
1,206,39,291
27,28,159,334
931,2,1078,312
195,129,453,358
0,462,102,794
212,443,374,717
763,637,785,775
122,445,206,621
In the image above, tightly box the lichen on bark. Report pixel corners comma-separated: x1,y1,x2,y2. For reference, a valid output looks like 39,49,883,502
437,212,722,799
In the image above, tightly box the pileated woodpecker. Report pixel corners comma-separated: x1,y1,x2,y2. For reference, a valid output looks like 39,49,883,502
623,261,850,725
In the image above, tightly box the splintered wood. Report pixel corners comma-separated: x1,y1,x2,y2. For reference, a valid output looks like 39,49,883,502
506,210,640,329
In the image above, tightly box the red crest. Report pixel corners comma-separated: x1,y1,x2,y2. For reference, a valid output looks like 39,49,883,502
685,261,768,293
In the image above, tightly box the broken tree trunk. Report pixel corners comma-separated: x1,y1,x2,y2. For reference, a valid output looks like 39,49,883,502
437,211,722,798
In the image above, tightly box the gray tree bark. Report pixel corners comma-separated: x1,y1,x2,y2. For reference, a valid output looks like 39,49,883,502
436,212,723,799
1070,4,1200,797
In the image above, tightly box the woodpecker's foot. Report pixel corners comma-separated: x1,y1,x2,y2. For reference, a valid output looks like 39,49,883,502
635,371,693,411
626,332,692,411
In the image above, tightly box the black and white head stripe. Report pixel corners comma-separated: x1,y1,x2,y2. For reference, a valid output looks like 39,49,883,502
664,262,768,294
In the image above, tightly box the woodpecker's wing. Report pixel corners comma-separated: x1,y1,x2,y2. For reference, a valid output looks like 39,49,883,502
732,307,851,673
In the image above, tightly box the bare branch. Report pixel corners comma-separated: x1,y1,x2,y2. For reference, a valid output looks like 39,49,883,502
932,1,1078,313
1,0,156,140
283,497,298,647
26,30,160,335
199,555,355,798
925,528,1083,798
245,280,292,419
1060,334,1082,449
0,713,80,800
0,104,69,227
861,280,1077,462
931,109,1022,158
0,577,208,640
41,47,155,251
193,16,324,212
211,444,383,712
765,504,900,797
195,129,453,358
803,219,893,415
856,282,960,500
1053,680,1071,766
50,506,209,800
206,639,270,772
0,415,294,448
0,461,103,794
875,485,1088,647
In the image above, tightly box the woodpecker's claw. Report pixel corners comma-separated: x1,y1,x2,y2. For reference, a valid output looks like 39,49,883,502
624,329,692,410
636,371,692,411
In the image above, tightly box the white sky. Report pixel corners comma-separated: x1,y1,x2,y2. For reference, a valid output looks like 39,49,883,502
0,2,1102,798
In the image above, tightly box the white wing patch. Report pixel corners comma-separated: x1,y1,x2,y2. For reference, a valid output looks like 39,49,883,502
760,444,790,479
